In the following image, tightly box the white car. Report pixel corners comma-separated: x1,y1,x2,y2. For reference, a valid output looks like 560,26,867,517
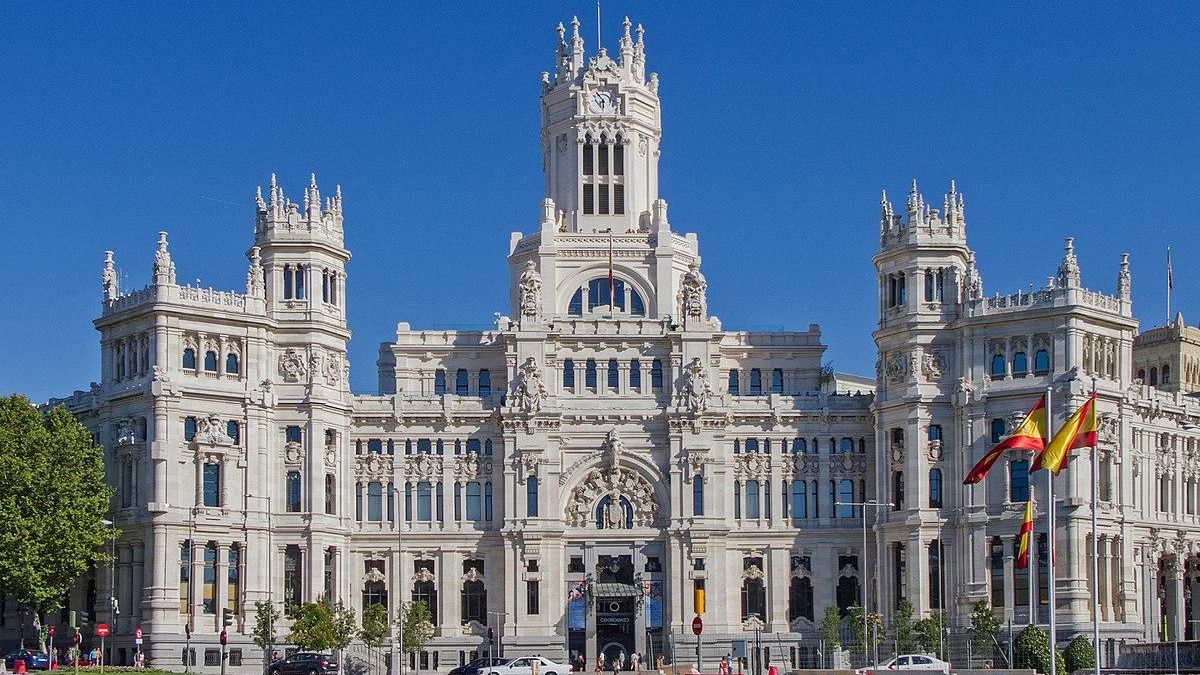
484,656,572,675
856,654,950,675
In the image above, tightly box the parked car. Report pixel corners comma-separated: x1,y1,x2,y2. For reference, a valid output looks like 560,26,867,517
268,652,339,675
485,656,572,675
449,657,509,675
856,654,950,675
3,650,52,671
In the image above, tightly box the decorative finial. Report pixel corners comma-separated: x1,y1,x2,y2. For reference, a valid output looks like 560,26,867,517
636,22,644,45
1057,236,1081,289
557,21,565,43
1117,252,1132,301
102,250,118,302
623,16,631,38
571,15,580,38
153,231,176,285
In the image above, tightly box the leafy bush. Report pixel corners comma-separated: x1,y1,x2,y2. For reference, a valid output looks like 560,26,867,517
1063,635,1095,673
1013,625,1065,675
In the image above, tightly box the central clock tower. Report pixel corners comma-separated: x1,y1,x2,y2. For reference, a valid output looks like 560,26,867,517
540,15,662,234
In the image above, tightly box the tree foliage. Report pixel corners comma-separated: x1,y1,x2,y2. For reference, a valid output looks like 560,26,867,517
970,600,1003,663
1063,635,1095,674
252,601,281,651
847,605,885,653
0,397,112,620
893,598,919,654
1013,625,1064,675
400,601,434,655
820,604,842,650
287,596,356,652
913,610,947,659
360,603,390,648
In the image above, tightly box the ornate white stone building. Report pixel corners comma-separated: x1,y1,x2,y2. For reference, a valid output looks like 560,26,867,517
16,14,1200,673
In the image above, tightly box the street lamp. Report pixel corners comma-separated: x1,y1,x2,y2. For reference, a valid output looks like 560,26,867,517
744,614,764,675
835,500,894,669
389,486,404,675
100,519,115,675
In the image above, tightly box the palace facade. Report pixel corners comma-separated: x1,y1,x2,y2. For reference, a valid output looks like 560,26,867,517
16,15,1200,673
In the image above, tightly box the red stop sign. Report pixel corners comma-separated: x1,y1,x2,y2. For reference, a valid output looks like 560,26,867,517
691,615,703,635
48,625,55,637
135,627,143,640
95,623,110,638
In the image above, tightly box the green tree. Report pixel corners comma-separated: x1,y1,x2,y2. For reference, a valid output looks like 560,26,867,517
970,600,1003,663
847,606,885,659
893,599,918,654
287,596,355,653
360,604,390,675
1012,625,1064,675
252,601,282,670
913,610,947,659
820,605,842,666
0,397,112,647
1063,635,1095,674
400,601,434,660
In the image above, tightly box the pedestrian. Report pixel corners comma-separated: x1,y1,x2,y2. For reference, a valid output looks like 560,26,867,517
631,652,640,673
596,656,606,675
614,651,624,675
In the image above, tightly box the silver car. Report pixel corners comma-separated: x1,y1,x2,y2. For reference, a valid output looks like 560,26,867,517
485,656,572,675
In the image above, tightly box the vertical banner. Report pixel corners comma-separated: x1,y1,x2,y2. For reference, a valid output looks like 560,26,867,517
647,581,663,629
568,582,587,631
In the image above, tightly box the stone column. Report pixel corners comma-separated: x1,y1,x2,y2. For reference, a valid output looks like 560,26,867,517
442,550,463,635
1002,535,1015,622
768,547,789,632
216,543,230,625
190,540,203,629
1098,536,1109,622
132,543,145,628
1175,557,1187,641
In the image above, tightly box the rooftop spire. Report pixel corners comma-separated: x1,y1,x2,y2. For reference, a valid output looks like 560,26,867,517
152,231,176,286
1117,252,1132,300
1057,236,1081,288
102,250,118,302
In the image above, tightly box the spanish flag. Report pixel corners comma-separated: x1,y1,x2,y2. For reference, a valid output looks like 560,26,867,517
963,395,1048,485
1015,497,1034,569
1030,392,1098,475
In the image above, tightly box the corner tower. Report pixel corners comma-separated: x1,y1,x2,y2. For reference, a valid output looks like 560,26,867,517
541,16,662,233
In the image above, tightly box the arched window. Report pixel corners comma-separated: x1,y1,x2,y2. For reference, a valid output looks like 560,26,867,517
924,269,936,302
484,481,493,521
892,472,904,510
788,575,814,622
434,369,447,395
527,476,539,517
991,418,1008,444
1138,368,1146,381
367,439,383,455
791,480,807,519
567,279,647,316
929,468,943,508
226,421,239,445
595,494,634,529
182,347,196,370
184,416,197,441
771,368,784,393
607,359,619,389
286,471,302,512
728,369,740,395
629,359,642,389
745,438,759,454
461,573,487,625
367,481,383,521
585,359,598,388
749,369,762,395
478,369,491,397
225,353,240,374
416,481,432,522
840,437,855,454
455,369,469,395
1150,367,1158,386
745,480,761,519
991,354,1006,378
283,264,293,299
897,273,907,305
1012,352,1028,376
411,563,438,624
651,359,663,388
1163,365,1172,384
692,477,704,516
294,264,305,300
793,438,807,453
1034,349,1050,374
1009,460,1030,502
203,351,218,372
562,359,575,388
484,439,494,455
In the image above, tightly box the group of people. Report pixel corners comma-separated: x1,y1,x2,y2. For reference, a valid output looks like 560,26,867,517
590,650,649,674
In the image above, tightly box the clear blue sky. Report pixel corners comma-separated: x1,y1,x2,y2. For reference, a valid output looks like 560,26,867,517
2,2,1197,402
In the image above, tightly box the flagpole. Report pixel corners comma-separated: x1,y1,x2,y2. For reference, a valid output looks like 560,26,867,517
1028,484,1036,626
1090,378,1100,675
1167,246,1173,324
1046,385,1057,675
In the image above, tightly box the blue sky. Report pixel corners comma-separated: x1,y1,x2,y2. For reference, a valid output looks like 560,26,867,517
2,2,1197,401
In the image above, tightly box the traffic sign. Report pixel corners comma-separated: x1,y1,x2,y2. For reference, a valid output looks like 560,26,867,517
691,615,703,635
95,623,110,638
135,625,143,645
48,625,55,637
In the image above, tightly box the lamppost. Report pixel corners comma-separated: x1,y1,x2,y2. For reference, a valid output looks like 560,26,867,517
389,486,404,675
487,611,507,661
834,500,894,668
101,518,115,674
744,614,764,675
248,495,273,674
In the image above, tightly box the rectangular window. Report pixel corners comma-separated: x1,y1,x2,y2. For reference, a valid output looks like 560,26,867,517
613,143,624,175
179,543,191,614
651,360,663,388
728,369,740,395
527,580,540,615
745,480,760,519
598,184,610,215
692,478,704,516
286,425,302,444
527,477,539,517
583,184,594,215
563,359,575,388
629,359,641,389
466,482,482,520
456,369,469,395
1009,460,1030,502
607,359,619,389
286,471,302,513
202,463,220,507
325,474,336,515
367,482,383,522
417,482,432,522
585,359,597,388
202,544,216,614
227,546,241,615
583,143,594,176
598,143,609,174
434,369,447,395
613,184,625,215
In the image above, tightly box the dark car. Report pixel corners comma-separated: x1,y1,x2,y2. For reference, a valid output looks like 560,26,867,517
3,650,52,671
268,652,338,675
449,657,508,675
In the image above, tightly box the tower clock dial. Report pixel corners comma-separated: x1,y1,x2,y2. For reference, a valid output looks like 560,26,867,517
588,89,615,114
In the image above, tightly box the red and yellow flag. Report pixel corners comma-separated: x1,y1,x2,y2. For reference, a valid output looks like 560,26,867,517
963,395,1048,485
1015,497,1034,569
1030,392,1098,475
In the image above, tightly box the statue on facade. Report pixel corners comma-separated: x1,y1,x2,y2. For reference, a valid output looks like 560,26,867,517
152,231,176,285
678,262,707,318
679,357,712,413
602,429,625,468
512,357,548,414
518,261,543,318
603,489,629,529
246,246,264,297
102,251,119,302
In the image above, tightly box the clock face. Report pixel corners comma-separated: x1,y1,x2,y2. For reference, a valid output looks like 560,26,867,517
588,90,615,114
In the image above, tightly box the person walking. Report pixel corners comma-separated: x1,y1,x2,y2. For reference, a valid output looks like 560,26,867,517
631,653,640,673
